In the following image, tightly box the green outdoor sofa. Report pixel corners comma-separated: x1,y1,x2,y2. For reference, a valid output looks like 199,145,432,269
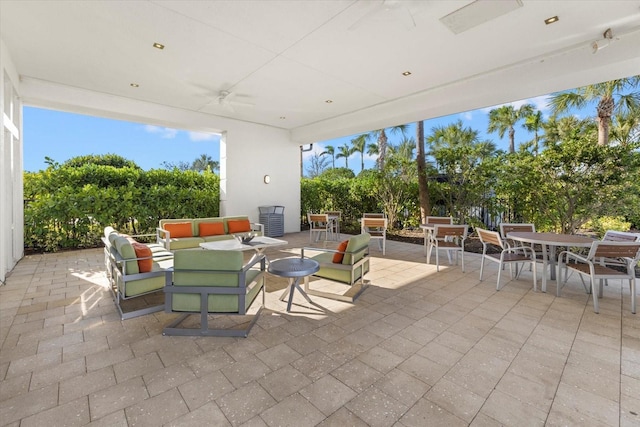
102,226,174,319
157,216,264,250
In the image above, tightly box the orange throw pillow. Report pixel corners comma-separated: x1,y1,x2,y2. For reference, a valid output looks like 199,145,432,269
132,242,153,273
199,222,225,237
164,222,192,238
333,240,349,263
227,219,251,233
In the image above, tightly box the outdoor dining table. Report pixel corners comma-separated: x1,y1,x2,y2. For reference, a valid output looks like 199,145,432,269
507,231,594,293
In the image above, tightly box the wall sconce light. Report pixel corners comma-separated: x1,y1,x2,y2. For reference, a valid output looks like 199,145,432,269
263,175,271,184
592,28,614,54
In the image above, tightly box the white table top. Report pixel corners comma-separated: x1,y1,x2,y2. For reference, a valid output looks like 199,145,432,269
199,236,288,251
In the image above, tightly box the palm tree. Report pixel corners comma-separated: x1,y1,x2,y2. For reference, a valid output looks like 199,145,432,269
549,76,640,146
335,143,352,169
416,120,430,223
522,109,544,154
320,145,336,168
351,134,367,173
367,124,408,170
191,154,219,172
487,104,534,153
610,110,640,146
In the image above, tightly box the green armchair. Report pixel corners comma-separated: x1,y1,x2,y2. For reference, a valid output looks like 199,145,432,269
301,233,371,303
163,250,266,337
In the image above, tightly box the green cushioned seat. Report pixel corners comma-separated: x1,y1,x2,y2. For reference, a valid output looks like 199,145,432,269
167,237,205,250
302,233,371,303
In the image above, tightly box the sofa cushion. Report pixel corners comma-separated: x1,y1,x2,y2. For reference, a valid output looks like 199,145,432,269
168,237,205,250
113,235,140,275
199,222,225,237
227,219,251,234
165,222,193,238
131,242,153,273
333,240,349,263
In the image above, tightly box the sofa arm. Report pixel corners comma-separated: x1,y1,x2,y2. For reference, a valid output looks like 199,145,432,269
157,227,171,250
251,222,264,235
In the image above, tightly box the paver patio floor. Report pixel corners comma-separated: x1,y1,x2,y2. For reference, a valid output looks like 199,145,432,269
1,232,639,426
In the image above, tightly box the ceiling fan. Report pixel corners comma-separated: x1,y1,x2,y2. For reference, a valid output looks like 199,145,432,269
215,90,254,112
349,0,419,30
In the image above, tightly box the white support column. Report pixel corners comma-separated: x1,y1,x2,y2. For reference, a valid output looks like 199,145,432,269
0,38,24,283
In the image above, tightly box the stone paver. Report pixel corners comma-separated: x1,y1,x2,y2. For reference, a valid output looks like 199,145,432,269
1,231,638,426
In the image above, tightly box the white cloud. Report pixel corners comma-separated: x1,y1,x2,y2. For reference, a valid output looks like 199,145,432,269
188,131,217,141
461,111,473,121
143,125,178,139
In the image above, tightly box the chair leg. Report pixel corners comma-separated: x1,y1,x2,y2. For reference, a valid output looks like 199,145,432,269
591,277,599,313
630,278,636,314
479,257,485,281
496,262,504,290
435,248,440,272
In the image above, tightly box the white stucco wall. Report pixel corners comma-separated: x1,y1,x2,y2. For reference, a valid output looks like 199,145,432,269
0,38,24,283
220,127,300,232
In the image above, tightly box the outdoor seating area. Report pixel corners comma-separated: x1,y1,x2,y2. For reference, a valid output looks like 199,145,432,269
1,230,638,426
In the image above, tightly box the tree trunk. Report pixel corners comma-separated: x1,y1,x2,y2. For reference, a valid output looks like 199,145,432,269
596,96,614,146
597,116,610,146
378,130,388,170
416,121,430,223
509,126,515,153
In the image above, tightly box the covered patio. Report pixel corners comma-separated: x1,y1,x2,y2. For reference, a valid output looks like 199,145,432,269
1,233,638,426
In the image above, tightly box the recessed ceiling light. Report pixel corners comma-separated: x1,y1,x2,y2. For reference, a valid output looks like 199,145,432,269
153,42,165,49
544,16,559,25
280,116,286,119
402,71,412,76
325,100,333,103
130,83,139,87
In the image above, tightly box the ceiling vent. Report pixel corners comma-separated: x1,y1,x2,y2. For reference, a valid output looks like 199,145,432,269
440,0,523,34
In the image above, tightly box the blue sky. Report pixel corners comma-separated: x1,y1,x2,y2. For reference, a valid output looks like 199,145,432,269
23,94,553,173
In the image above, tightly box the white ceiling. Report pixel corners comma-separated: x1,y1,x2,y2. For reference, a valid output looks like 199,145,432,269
2,0,640,144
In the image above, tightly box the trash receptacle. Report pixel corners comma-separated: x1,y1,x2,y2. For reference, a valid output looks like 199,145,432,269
259,206,285,237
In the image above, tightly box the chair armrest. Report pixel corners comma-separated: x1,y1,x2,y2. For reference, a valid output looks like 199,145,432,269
558,250,589,265
301,247,342,256
156,227,171,250
251,222,264,234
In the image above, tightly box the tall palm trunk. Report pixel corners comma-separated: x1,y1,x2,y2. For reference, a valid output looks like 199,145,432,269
508,126,515,153
416,121,430,223
597,96,614,146
378,130,388,170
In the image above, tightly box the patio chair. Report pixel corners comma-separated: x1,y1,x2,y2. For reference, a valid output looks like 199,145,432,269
427,224,468,272
422,216,453,254
308,212,332,242
426,216,453,225
163,250,266,337
499,223,536,249
476,228,538,291
558,240,640,314
300,233,371,303
324,210,342,240
361,216,388,255
600,230,640,285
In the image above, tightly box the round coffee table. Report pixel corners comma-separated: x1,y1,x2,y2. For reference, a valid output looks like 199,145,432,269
268,257,320,312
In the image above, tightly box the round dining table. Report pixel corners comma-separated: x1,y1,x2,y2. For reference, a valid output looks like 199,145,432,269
507,231,594,293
